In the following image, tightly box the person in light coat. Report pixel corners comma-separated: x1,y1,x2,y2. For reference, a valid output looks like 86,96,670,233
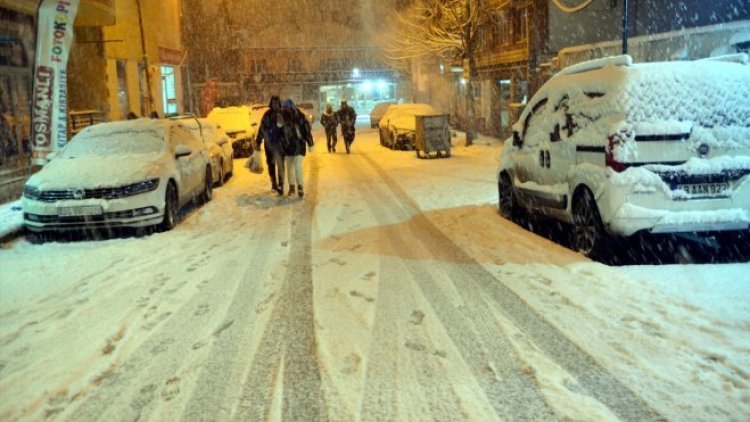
280,99,314,198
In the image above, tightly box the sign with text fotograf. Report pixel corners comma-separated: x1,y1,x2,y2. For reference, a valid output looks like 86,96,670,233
31,0,80,165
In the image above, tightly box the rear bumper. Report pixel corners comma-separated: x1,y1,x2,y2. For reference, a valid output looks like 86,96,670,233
603,174,750,236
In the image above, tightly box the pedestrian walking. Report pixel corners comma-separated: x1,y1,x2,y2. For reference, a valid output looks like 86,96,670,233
281,99,314,198
320,103,338,153
337,100,356,154
254,96,286,195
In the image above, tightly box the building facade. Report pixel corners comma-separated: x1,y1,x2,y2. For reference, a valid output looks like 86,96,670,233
181,0,405,117
102,0,185,121
470,0,750,138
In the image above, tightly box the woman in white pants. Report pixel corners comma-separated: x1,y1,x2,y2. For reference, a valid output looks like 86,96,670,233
281,99,314,198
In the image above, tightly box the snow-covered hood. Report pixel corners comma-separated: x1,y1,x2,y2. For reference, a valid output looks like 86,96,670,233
27,155,165,191
389,114,418,132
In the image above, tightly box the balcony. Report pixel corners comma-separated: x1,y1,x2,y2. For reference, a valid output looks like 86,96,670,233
76,0,116,26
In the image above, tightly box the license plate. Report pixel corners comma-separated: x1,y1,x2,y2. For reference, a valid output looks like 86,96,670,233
58,205,103,217
677,182,729,196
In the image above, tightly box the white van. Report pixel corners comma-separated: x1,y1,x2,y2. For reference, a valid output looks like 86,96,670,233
497,54,750,257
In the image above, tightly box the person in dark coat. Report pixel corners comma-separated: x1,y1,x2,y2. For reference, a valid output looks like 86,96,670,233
336,100,356,154
320,103,338,153
255,96,286,195
281,99,314,198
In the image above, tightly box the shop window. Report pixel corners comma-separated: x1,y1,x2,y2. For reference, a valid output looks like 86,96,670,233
161,65,177,116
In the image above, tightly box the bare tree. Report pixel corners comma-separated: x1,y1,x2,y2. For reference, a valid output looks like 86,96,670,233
384,0,507,146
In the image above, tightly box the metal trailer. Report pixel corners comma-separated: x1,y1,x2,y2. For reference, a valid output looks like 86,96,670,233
414,114,452,159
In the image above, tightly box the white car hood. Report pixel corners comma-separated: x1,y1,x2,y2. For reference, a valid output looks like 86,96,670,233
389,114,417,132
28,155,165,190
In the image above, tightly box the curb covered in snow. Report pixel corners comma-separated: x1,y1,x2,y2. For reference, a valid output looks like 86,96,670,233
0,200,24,242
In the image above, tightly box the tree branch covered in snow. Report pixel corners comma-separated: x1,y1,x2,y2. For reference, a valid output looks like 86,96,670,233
383,0,509,145
384,0,508,65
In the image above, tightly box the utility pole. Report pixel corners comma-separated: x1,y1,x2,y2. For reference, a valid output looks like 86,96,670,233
622,0,629,54
136,0,153,116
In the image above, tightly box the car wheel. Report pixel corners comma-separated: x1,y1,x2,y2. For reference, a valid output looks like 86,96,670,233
379,128,385,146
215,160,225,187
498,173,520,221
572,188,605,258
200,166,213,204
159,182,178,232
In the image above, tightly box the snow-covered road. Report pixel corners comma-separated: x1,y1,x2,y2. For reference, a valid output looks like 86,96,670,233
1,126,748,421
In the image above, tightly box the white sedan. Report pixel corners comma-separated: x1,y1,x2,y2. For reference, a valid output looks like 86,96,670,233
22,119,213,235
172,116,234,186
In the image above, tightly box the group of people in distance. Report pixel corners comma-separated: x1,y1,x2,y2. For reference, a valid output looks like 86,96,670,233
320,100,356,154
255,98,357,198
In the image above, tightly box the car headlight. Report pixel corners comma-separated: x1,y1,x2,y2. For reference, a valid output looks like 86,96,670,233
23,184,40,200
119,178,159,198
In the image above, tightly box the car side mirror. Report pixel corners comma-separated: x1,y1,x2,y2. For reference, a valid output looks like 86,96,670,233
217,138,228,146
550,124,561,142
175,145,192,158
46,152,58,162
512,131,522,147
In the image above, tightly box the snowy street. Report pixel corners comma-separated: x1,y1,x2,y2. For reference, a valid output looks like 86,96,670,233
1,125,749,421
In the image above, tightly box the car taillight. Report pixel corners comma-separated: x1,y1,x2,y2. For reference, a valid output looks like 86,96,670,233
606,135,626,172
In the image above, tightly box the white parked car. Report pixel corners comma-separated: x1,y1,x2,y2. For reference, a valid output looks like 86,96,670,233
378,103,442,150
297,102,316,124
171,116,234,186
497,54,750,258
22,119,213,235
206,106,254,157
248,103,269,143
370,101,396,128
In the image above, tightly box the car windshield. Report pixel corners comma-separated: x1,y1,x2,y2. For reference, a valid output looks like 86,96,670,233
61,129,165,158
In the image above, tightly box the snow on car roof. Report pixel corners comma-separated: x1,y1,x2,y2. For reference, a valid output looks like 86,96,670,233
388,103,440,114
206,106,252,133
516,58,750,139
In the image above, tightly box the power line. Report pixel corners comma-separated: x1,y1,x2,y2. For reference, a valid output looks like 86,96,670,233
550,0,594,13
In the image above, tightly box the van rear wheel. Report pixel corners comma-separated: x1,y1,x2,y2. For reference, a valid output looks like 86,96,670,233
572,188,605,258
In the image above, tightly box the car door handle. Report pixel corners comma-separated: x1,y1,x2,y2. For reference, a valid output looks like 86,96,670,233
539,150,551,168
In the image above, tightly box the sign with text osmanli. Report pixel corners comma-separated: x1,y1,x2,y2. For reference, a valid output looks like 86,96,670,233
31,0,80,165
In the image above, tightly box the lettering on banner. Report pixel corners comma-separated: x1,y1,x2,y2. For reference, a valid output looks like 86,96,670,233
33,66,54,148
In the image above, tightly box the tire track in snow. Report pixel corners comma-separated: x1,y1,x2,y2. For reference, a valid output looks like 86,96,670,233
61,227,280,421
233,155,328,421
178,221,284,421
359,153,664,421
347,155,554,420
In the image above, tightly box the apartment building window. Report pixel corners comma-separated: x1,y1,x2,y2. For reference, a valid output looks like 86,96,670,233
322,57,348,71
116,60,130,119
288,58,302,73
511,7,528,44
249,59,267,74
497,11,511,46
